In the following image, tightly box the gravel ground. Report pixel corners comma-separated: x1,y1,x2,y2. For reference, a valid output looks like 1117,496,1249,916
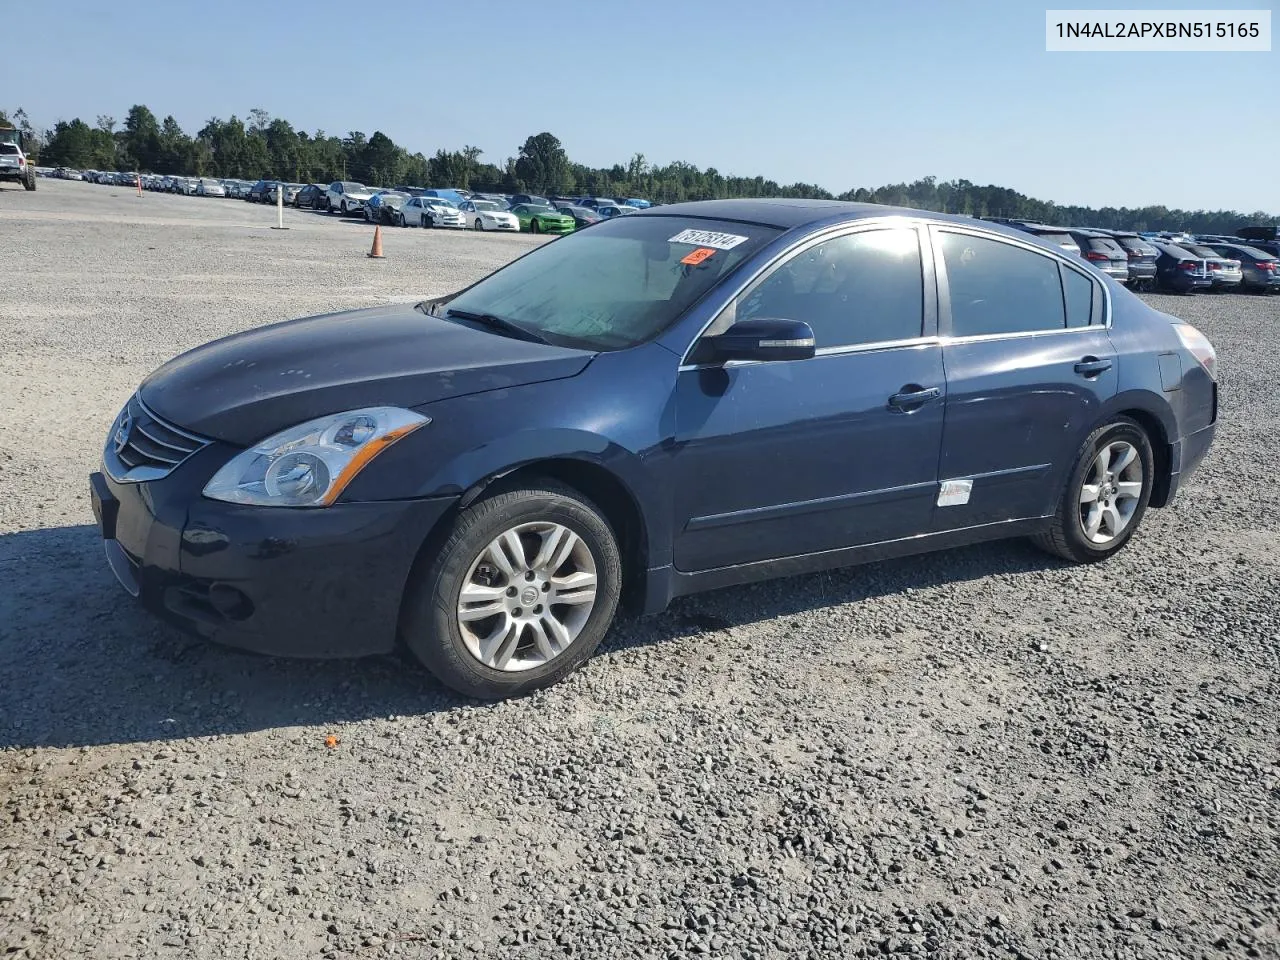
0,180,1277,960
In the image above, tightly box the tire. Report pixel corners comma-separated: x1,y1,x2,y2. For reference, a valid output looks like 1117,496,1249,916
402,482,623,700
326,198,334,213
23,169,36,191
1031,417,1154,564
425,214,435,228
530,219,540,234
397,213,406,227
340,200,348,215
474,218,484,231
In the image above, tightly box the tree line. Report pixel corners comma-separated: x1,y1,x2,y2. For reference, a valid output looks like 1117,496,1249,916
3,104,1274,235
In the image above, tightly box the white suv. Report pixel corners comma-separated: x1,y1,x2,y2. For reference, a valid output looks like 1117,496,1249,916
325,181,374,215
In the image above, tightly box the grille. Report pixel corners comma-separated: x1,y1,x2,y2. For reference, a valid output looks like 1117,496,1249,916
106,394,210,482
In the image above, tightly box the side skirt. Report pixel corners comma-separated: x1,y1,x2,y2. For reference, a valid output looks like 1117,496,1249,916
640,516,1052,614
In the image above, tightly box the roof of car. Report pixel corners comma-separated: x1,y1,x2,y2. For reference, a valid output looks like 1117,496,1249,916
624,199,1114,253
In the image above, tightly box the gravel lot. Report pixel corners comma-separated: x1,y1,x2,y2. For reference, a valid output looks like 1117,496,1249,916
1,180,1277,960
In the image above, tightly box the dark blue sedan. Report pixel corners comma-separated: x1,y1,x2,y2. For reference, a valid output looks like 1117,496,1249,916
90,200,1219,699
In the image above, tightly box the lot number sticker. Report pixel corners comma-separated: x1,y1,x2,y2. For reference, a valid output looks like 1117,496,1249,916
680,247,718,266
667,229,749,250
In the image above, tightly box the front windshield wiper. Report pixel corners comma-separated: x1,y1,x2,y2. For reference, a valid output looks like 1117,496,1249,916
443,308,549,344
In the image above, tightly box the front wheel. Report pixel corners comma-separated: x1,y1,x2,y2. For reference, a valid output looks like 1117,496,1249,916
530,219,540,234
1031,417,1154,563
340,200,348,215
402,482,622,700
397,212,406,227
474,218,484,231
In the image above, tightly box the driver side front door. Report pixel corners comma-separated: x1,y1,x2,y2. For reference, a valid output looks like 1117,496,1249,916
669,225,946,572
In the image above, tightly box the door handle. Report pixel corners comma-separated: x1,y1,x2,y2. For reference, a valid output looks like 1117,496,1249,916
888,385,942,411
1074,357,1113,378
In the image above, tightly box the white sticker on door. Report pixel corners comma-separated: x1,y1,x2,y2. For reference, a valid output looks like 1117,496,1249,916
937,479,973,507
666,228,749,250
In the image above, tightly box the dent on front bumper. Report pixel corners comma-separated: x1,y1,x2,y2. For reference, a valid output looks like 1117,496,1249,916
90,445,457,659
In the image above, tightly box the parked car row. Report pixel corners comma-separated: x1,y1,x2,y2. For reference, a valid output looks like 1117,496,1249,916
283,181,649,233
979,218,1279,294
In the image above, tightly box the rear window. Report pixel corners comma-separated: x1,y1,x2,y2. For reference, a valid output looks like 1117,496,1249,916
1185,245,1219,258
1035,232,1076,248
1114,236,1157,255
0,143,18,155
1088,238,1126,256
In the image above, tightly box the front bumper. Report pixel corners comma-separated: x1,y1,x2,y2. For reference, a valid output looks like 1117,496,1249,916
90,447,457,658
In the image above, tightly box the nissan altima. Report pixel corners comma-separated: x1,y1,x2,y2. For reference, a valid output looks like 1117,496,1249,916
90,199,1218,700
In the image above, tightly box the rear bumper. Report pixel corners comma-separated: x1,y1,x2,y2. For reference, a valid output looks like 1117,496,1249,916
1165,420,1216,504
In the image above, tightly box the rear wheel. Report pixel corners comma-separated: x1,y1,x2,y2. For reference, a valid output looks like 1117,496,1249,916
23,168,36,191
1031,417,1154,563
402,482,622,700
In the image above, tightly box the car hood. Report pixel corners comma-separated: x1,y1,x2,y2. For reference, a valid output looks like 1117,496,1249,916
139,304,596,445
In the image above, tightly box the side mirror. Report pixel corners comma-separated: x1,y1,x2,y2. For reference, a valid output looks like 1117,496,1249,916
703,318,816,363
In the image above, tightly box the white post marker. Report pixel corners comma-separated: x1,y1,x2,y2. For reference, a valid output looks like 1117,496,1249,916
272,182,288,230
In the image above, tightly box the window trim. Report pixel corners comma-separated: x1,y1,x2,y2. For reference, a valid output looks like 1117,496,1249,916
679,218,939,369
929,224,1111,344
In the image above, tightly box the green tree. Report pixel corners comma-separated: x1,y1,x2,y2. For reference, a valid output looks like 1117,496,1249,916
514,132,573,194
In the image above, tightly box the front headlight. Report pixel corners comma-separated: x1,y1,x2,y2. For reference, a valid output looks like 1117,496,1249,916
203,407,428,507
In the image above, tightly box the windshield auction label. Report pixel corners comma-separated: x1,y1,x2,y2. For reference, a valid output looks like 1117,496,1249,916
667,229,749,250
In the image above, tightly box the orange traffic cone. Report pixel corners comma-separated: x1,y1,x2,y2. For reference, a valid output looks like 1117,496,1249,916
367,225,385,259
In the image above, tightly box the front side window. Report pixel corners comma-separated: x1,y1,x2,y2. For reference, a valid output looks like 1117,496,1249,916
438,216,779,350
940,232,1066,337
735,227,925,347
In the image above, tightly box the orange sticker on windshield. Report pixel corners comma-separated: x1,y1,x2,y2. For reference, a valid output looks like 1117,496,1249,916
681,247,717,266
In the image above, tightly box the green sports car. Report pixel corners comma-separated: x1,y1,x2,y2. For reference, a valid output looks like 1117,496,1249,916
511,203,575,235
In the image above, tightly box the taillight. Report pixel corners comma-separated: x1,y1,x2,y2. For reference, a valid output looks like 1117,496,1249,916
1208,261,1221,270
1257,261,1276,272
1177,261,1197,271
1085,250,1109,262
1173,323,1216,379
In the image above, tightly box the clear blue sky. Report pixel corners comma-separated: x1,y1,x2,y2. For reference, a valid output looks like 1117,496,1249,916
6,0,1277,212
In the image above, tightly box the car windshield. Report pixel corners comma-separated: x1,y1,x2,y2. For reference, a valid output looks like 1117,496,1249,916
473,201,501,211
428,198,458,208
436,216,780,351
341,182,364,191
524,205,555,215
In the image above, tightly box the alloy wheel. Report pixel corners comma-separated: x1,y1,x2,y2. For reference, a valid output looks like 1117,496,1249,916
456,522,598,672
1079,441,1143,544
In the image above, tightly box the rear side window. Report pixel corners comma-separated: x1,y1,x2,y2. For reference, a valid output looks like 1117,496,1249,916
1061,266,1094,328
940,232,1065,337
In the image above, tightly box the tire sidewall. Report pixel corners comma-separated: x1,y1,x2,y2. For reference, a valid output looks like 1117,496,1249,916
405,486,622,699
1060,418,1154,559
